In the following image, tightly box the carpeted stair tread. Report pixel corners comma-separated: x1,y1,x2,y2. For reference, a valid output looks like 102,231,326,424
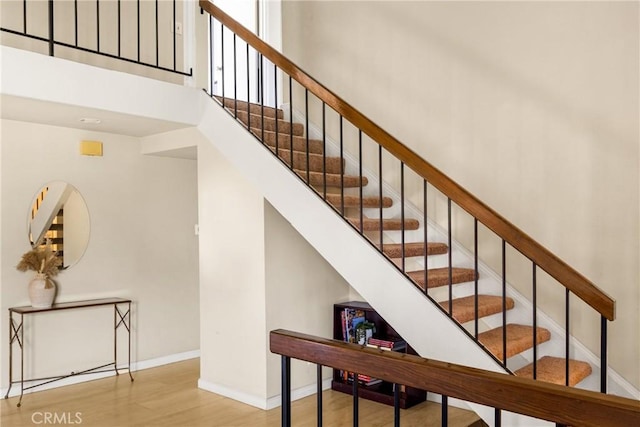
478,324,551,361
270,147,344,174
326,194,393,209
514,356,592,386
253,129,324,154
407,267,478,290
295,170,368,188
380,242,448,258
216,96,283,119
439,295,515,324
236,110,304,136
347,217,420,231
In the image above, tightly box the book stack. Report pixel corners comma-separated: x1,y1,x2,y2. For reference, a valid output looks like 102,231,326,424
366,337,407,352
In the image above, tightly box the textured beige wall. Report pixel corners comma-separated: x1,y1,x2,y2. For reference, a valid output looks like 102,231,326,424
282,1,639,390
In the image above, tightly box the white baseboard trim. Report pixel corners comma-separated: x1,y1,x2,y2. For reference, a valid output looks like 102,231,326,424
1,349,200,398
198,378,333,411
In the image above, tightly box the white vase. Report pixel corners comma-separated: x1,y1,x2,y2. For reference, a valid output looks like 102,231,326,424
28,273,56,308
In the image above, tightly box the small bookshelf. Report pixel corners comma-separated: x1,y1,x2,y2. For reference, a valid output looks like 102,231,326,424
331,301,426,409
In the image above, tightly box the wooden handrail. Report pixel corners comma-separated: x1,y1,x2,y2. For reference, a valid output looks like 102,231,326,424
270,330,639,426
200,0,615,321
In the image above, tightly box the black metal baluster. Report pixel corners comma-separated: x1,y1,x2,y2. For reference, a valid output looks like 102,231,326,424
447,198,453,316
96,0,100,52
208,16,213,95
155,0,159,66
247,43,251,131
23,0,27,34
172,0,176,71
116,0,120,55
233,34,237,118
137,0,140,62
340,116,345,215
75,0,79,47
358,131,363,234
352,376,359,427
601,316,607,393
495,408,501,427
474,219,479,338
400,163,405,272
533,263,537,379
423,180,429,295
322,102,327,198
393,384,400,427
317,364,323,427
281,356,291,427
378,146,383,247
441,395,448,427
565,288,570,386
305,89,310,184
260,55,265,141
289,76,293,169
274,64,279,158
502,239,507,367
221,25,225,100
48,0,54,56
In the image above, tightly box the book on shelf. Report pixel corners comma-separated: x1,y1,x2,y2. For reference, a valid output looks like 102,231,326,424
366,337,407,351
342,308,366,343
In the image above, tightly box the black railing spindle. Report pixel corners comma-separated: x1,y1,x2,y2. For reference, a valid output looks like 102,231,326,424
305,89,310,183
48,0,54,56
340,116,345,214
495,408,502,427
358,131,363,234
172,0,176,71
23,0,27,33
565,288,570,386
322,102,327,198
502,239,507,367
221,25,225,99
378,146,383,247
208,16,213,95
247,43,251,130
317,364,323,427
423,180,428,295
155,0,159,66
136,0,140,62
393,384,400,427
447,198,453,315
533,263,538,379
274,64,279,156
400,162,405,272
474,218,479,338
260,55,265,141
601,315,607,393
289,76,293,169
281,356,291,427
441,395,448,427
96,0,100,52
116,0,120,55
75,0,79,47
233,34,237,117
352,376,359,427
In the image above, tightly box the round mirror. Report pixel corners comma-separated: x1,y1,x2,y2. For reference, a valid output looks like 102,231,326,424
28,181,90,269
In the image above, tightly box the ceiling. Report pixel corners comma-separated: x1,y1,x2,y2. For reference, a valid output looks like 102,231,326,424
1,94,192,138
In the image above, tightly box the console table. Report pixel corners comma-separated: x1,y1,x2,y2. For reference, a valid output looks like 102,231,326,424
3,297,133,407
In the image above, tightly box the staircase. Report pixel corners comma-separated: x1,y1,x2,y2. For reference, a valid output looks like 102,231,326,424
217,96,593,388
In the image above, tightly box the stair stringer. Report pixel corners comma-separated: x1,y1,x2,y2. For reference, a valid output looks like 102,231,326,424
287,106,640,399
198,95,550,427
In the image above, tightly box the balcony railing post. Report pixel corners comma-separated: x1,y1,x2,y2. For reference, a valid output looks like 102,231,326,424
317,364,323,427
48,0,54,56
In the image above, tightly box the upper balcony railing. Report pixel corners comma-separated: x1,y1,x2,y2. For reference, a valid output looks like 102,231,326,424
0,0,192,77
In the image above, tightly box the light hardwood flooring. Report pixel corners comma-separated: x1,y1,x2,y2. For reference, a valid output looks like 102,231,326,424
1,359,484,427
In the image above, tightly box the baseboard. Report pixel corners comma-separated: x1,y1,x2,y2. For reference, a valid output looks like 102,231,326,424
1,349,200,398
198,378,333,410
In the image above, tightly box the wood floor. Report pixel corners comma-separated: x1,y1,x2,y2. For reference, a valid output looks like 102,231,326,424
1,359,484,427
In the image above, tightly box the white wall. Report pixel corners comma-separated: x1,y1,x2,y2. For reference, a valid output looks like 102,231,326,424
0,120,200,387
197,106,353,408
282,0,640,391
